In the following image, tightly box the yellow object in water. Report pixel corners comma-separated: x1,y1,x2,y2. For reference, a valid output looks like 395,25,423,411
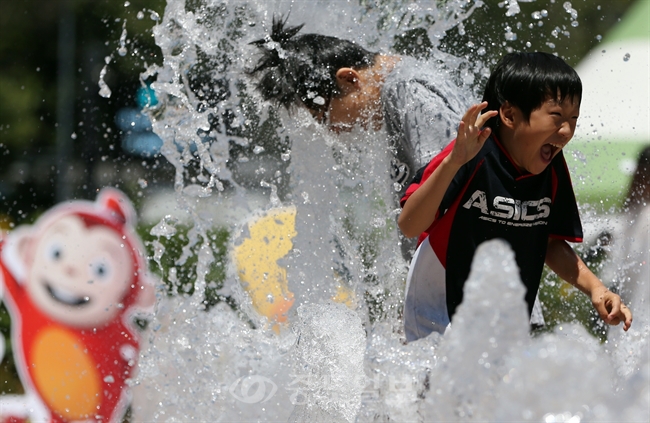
233,206,297,324
332,283,357,309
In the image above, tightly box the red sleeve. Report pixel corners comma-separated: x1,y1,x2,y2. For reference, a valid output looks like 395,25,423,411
400,140,456,207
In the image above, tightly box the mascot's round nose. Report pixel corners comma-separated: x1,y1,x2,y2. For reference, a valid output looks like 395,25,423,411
65,265,78,277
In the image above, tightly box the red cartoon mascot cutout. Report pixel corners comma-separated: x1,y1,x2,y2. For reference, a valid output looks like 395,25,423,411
0,188,155,423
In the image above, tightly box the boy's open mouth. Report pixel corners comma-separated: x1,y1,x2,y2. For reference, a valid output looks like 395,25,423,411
541,143,562,162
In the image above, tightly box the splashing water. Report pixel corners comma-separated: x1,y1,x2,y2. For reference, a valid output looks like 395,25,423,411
130,1,649,421
98,56,113,98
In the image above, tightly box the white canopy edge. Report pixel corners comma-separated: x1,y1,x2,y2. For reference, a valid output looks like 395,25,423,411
574,39,650,142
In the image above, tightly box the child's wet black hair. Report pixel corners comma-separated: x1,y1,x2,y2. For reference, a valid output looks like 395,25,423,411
481,52,582,131
248,15,378,113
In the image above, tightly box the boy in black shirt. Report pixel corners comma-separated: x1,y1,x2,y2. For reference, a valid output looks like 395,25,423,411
398,52,633,342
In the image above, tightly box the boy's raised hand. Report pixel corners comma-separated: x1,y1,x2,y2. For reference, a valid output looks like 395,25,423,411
398,102,498,239
450,102,498,166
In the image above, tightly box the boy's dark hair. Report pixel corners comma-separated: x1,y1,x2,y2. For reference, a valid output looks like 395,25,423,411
482,52,582,130
249,15,378,113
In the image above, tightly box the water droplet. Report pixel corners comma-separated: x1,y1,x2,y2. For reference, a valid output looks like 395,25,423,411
564,2,575,14
118,20,128,57
371,218,385,228
623,53,631,62
505,0,521,17
99,63,112,98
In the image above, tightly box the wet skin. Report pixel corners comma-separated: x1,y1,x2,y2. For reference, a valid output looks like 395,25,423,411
499,96,580,175
308,55,401,133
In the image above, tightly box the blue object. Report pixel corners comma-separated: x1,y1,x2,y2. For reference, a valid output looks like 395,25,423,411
115,108,153,132
121,132,163,157
136,85,159,109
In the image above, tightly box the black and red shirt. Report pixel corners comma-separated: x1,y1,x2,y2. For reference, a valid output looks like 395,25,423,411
401,135,583,319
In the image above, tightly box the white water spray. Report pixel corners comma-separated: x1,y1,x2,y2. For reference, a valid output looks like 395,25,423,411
130,1,649,421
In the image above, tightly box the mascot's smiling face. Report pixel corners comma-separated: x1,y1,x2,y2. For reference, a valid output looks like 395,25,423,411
24,215,134,328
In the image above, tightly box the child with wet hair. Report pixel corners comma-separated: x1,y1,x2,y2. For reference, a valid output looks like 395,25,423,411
398,52,633,342
249,16,378,118
249,15,470,195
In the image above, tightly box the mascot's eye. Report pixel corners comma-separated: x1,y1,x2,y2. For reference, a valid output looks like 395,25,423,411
47,242,64,261
89,259,112,281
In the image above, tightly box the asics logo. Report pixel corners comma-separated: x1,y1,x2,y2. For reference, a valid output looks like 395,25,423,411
462,190,551,221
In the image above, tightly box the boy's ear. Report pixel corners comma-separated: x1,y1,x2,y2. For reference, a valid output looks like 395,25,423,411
335,68,361,92
499,101,517,129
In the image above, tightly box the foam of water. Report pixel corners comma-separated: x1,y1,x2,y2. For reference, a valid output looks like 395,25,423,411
130,1,650,421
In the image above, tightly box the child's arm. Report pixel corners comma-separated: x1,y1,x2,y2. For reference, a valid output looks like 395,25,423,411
545,237,633,331
398,102,497,238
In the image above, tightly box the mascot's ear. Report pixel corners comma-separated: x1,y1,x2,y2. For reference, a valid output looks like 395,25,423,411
136,275,156,311
14,227,37,268
1,226,38,283
96,187,137,227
